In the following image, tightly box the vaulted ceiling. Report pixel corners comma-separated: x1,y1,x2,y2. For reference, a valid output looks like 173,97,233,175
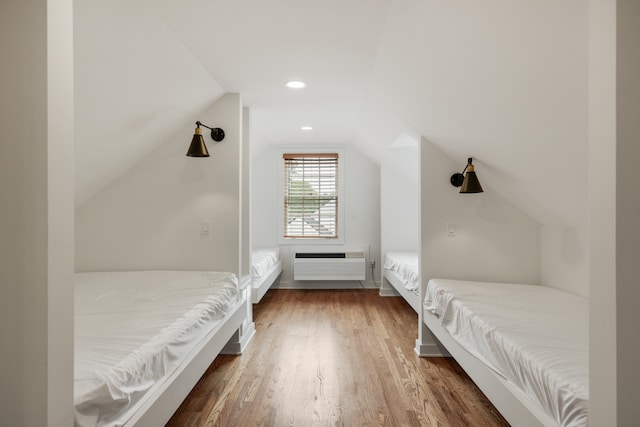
74,0,588,227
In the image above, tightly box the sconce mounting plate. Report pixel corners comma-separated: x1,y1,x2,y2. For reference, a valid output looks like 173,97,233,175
210,128,225,142
450,173,465,187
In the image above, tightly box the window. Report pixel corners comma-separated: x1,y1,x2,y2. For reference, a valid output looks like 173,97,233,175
283,152,339,239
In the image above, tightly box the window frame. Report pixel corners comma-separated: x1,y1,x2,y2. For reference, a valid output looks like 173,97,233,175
278,147,345,245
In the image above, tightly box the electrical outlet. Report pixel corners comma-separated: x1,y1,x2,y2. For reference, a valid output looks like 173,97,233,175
370,260,376,268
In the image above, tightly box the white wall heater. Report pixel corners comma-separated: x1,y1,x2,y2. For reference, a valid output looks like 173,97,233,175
294,252,366,281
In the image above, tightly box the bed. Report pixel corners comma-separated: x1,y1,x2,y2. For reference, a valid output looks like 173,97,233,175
74,270,249,427
423,279,589,427
251,247,282,303
383,252,420,312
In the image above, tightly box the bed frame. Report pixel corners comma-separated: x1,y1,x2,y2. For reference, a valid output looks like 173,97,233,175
122,291,250,427
422,308,560,427
382,268,420,313
252,259,282,304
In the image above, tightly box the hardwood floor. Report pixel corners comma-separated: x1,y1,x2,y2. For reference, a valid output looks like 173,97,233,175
167,289,509,427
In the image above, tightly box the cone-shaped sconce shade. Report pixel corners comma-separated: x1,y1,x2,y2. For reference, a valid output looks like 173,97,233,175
450,158,484,193
459,159,483,193
460,168,483,193
186,127,210,157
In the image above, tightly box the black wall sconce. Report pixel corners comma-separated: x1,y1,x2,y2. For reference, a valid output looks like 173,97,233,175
186,121,225,157
450,157,484,193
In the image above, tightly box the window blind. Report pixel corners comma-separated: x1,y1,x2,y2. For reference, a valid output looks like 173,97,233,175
283,153,339,238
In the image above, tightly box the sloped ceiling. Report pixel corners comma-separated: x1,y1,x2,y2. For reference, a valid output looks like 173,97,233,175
74,0,588,227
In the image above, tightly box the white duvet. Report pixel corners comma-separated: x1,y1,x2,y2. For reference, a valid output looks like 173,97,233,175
384,252,419,293
251,248,280,278
74,270,239,427
424,279,589,427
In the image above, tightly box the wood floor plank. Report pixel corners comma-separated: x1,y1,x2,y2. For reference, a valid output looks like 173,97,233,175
167,289,510,427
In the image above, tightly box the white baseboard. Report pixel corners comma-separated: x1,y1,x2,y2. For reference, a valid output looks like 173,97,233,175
274,280,378,290
414,338,450,357
378,287,400,297
221,321,255,355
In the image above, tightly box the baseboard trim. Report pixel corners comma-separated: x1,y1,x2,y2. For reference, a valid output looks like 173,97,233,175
414,338,450,357
221,321,256,355
274,280,378,290
379,287,400,297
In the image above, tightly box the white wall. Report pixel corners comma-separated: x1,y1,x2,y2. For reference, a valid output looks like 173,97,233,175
540,225,589,297
250,144,280,247
76,94,245,275
420,138,541,285
241,106,251,279
588,1,640,423
588,0,617,424
615,2,640,422
0,0,74,425
380,141,420,255
251,143,381,287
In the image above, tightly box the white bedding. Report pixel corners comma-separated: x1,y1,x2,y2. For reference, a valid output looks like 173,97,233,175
384,252,419,294
74,270,239,427
424,279,589,427
251,248,280,278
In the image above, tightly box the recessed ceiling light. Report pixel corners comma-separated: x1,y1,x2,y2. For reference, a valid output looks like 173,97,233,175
286,81,306,89
301,126,313,131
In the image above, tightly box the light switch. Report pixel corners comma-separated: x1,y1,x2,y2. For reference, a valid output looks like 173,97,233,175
447,222,456,236
201,220,211,235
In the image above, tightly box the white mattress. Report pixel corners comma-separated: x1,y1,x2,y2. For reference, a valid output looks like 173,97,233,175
384,252,419,294
424,279,588,427
251,247,280,278
74,270,239,427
